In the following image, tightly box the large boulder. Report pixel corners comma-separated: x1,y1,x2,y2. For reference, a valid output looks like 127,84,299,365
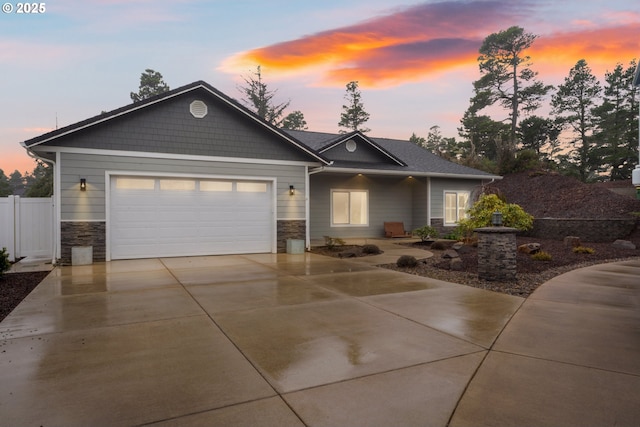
612,239,636,250
518,243,541,254
442,249,460,259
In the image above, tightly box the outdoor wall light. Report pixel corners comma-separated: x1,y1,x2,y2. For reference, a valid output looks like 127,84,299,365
289,185,295,196
80,178,87,191
491,210,503,227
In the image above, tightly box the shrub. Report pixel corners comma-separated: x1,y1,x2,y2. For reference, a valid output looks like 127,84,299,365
431,241,447,251
324,236,345,250
442,228,463,241
531,251,552,261
0,247,10,276
397,255,418,268
457,194,534,239
413,225,439,242
573,246,595,254
362,244,381,255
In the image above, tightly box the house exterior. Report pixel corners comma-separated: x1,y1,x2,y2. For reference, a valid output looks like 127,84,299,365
21,81,499,264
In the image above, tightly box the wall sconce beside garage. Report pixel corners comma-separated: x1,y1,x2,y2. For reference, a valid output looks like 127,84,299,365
80,178,86,191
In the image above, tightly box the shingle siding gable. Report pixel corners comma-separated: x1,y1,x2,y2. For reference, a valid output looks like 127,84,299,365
43,91,314,162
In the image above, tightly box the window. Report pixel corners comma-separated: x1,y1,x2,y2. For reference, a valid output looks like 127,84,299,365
237,182,267,193
160,179,196,191
332,190,368,226
444,191,469,225
200,180,233,192
115,177,155,190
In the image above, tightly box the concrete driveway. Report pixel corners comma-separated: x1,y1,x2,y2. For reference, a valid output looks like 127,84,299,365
1,241,639,427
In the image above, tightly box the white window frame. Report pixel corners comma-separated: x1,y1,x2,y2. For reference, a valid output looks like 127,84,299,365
443,190,470,225
330,189,369,227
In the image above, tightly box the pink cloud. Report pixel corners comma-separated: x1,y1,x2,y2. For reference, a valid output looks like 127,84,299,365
220,1,639,89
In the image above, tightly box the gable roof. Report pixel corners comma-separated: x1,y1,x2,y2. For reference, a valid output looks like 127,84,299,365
284,129,500,180
22,80,330,165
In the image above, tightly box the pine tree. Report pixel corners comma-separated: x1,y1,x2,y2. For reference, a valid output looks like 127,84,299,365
338,81,370,133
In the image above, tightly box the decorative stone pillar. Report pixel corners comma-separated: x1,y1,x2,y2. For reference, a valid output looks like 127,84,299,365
475,226,517,281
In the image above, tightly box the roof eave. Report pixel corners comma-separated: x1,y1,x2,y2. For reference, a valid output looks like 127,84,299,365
313,166,501,180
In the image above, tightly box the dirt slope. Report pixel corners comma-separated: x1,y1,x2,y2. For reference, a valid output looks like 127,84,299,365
486,171,640,219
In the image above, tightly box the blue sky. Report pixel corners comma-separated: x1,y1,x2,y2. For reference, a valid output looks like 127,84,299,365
1,0,638,174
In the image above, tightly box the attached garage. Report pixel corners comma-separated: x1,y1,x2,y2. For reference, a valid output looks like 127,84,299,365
108,175,275,260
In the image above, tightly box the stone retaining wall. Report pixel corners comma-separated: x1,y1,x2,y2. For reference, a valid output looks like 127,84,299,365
524,218,637,242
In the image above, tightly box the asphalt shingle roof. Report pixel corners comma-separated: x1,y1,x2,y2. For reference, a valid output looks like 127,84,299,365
284,129,499,179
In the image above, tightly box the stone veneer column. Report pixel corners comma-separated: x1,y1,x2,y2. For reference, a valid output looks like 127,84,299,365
475,226,517,281
276,220,306,253
60,221,106,264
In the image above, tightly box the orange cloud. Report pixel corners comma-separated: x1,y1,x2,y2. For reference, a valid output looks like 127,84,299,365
530,23,640,78
220,0,527,86
220,1,639,89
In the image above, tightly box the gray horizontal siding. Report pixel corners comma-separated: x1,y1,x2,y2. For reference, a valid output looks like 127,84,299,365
59,152,306,221
430,178,485,220
309,173,416,240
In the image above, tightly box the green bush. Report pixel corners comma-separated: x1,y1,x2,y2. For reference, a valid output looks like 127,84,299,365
573,246,595,254
0,247,10,275
457,194,534,239
397,255,418,268
531,251,552,261
362,244,381,254
324,236,345,250
413,225,439,242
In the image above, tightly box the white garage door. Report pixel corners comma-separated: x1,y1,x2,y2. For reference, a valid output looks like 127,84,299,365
109,176,273,259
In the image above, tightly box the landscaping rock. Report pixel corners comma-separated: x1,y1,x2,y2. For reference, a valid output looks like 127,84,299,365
564,236,581,247
442,249,459,259
612,239,636,250
518,243,541,254
454,244,473,254
431,239,457,250
338,249,360,258
450,258,464,271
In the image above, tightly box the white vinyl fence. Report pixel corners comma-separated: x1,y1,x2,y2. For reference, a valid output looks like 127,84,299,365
0,196,54,262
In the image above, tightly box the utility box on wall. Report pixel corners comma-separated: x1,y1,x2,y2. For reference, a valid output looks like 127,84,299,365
286,239,305,254
72,246,93,265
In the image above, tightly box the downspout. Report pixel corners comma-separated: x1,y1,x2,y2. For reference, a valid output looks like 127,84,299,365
23,145,58,265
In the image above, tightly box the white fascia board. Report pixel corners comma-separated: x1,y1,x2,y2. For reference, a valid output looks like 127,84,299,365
37,146,323,168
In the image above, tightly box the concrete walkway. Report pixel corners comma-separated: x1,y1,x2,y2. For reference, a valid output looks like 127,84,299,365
0,241,638,426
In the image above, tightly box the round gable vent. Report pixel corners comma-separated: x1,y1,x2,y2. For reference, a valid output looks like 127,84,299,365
345,139,357,152
190,100,208,118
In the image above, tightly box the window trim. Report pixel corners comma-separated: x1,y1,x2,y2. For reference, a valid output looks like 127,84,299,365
443,190,470,225
330,189,369,227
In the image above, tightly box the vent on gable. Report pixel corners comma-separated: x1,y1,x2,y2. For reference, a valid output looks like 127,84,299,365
190,100,208,118
345,139,357,152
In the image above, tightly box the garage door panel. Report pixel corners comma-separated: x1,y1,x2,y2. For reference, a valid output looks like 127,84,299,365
110,176,273,259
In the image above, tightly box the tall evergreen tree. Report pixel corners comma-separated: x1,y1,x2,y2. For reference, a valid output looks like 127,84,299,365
130,69,170,102
551,59,602,182
0,169,11,196
470,26,552,155
238,66,290,126
517,115,562,161
592,60,639,180
25,162,53,197
338,81,370,133
282,110,308,130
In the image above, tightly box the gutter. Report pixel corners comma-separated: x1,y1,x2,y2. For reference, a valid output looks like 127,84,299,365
315,166,501,180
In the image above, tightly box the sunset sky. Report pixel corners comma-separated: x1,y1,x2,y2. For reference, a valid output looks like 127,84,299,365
1,0,638,175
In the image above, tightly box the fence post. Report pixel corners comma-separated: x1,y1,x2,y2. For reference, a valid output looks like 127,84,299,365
4,195,17,262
